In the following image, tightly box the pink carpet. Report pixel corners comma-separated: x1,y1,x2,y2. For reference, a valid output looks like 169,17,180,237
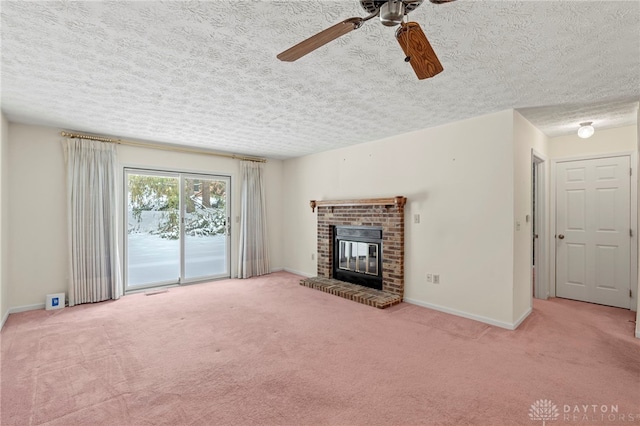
1,271,639,425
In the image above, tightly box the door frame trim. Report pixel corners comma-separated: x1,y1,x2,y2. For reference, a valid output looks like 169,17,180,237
532,149,549,300
550,152,638,311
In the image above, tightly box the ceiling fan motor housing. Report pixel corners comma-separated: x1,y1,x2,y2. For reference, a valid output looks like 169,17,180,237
380,1,405,26
360,0,424,16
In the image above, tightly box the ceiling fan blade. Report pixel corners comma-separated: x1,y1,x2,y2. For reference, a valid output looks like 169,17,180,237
396,21,444,80
277,17,362,62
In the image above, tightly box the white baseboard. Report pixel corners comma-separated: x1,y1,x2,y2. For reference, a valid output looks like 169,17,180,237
1,309,9,330
1,303,45,330
403,298,529,330
283,268,314,278
9,303,45,314
270,267,284,273
513,307,533,329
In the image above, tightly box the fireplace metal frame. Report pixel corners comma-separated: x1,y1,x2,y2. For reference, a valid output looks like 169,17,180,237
333,225,383,290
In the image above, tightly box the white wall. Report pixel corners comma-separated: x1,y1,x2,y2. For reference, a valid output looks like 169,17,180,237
512,112,549,324
283,110,520,328
549,125,636,159
0,113,9,327
5,115,634,333
7,124,67,309
6,122,283,309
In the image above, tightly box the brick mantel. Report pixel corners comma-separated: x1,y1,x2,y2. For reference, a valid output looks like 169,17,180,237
313,197,406,297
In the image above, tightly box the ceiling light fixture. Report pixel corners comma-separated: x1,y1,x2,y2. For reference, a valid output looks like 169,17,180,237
577,122,595,139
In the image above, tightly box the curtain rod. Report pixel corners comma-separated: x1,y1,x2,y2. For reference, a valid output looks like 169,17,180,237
60,131,267,163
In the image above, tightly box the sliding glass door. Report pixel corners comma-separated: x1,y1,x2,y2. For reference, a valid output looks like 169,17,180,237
183,175,229,280
125,169,230,290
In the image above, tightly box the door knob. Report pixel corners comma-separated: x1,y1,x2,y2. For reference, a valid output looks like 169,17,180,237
558,234,565,239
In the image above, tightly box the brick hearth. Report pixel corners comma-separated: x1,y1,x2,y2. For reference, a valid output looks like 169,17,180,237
301,197,406,309
300,277,402,309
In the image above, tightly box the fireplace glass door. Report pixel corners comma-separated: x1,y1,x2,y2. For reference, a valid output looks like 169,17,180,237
338,241,378,276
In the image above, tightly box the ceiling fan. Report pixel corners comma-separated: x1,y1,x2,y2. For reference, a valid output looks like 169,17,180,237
277,0,456,80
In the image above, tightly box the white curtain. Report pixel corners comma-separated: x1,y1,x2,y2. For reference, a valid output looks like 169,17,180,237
238,161,270,278
64,138,122,306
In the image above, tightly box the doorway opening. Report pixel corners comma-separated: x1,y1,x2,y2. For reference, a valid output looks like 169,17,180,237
124,168,231,292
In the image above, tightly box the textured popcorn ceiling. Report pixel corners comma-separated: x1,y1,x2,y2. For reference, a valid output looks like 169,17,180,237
1,1,639,159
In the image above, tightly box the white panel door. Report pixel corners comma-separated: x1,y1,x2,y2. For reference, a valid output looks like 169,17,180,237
556,156,631,308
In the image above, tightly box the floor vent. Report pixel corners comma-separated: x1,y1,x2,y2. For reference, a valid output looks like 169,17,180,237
145,289,169,296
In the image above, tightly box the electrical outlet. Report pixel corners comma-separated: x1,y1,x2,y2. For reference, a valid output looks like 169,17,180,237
414,214,420,224
433,274,440,284
311,253,315,260
427,273,433,283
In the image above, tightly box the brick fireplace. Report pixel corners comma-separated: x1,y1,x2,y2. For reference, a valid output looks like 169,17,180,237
300,197,406,308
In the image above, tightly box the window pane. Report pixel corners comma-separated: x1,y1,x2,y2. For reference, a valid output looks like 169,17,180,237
348,242,356,270
368,244,378,275
184,176,228,279
339,241,347,269
127,173,180,287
